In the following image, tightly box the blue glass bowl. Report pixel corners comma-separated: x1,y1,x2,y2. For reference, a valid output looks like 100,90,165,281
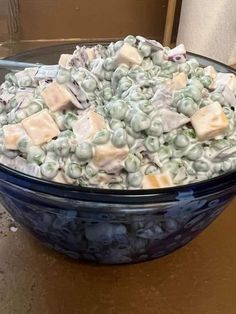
0,43,235,264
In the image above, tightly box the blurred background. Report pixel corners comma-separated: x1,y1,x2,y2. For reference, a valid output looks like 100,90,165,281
0,0,182,56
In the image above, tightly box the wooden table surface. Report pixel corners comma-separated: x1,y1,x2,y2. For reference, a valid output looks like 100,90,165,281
0,199,235,314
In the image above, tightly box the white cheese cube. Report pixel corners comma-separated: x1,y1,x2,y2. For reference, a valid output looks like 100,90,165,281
211,73,236,94
58,54,73,68
3,123,29,150
190,102,229,141
42,82,74,112
85,48,96,61
116,43,143,66
171,72,187,90
142,172,174,189
22,109,60,145
92,142,129,173
204,66,217,80
72,110,106,143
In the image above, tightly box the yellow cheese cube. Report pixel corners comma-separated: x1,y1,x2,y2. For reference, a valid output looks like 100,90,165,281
116,43,143,66
3,123,29,150
58,54,73,68
171,72,187,90
142,172,174,189
72,110,106,143
42,82,75,112
22,109,60,145
92,142,129,173
190,102,229,141
204,66,217,79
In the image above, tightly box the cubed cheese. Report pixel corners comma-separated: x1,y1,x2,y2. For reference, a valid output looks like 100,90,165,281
211,73,236,94
204,66,217,80
42,82,74,112
190,102,229,141
116,43,143,66
85,48,96,61
142,172,174,189
171,72,187,90
58,54,73,68
92,142,129,173
72,110,106,143
3,123,29,150
22,109,60,145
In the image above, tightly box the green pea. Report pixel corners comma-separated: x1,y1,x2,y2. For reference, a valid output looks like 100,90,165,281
107,100,128,120
193,160,209,172
64,112,78,129
126,126,143,139
200,75,212,88
184,85,202,103
103,57,117,71
158,146,172,162
59,130,75,139
103,87,113,101
15,110,28,122
5,73,17,84
82,78,97,92
194,67,204,77
26,102,43,116
85,164,98,177
138,99,154,114
145,164,159,175
162,160,179,175
142,87,154,100
27,146,46,165
75,142,93,161
127,134,136,147
210,92,225,105
152,50,166,65
109,119,124,130
223,107,234,119
109,183,124,189
146,118,163,136
148,65,161,77
54,138,70,157
124,153,141,173
221,160,232,172
178,63,190,74
56,69,71,84
130,90,146,101
124,35,136,45
188,78,204,91
52,112,65,130
186,145,203,161
0,112,8,126
104,71,113,81
111,128,127,148
173,91,185,106
66,162,82,179
112,64,129,80
144,136,159,152
131,112,151,132
93,129,110,145
174,134,190,148
41,161,59,179
18,137,31,153
118,77,133,93
161,61,178,74
8,86,17,94
72,69,86,82
187,58,199,70
127,171,143,187
177,97,198,117
18,75,32,87
141,58,153,71
114,40,124,51
139,44,151,57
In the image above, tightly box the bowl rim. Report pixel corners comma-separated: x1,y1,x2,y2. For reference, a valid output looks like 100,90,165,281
0,43,235,203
